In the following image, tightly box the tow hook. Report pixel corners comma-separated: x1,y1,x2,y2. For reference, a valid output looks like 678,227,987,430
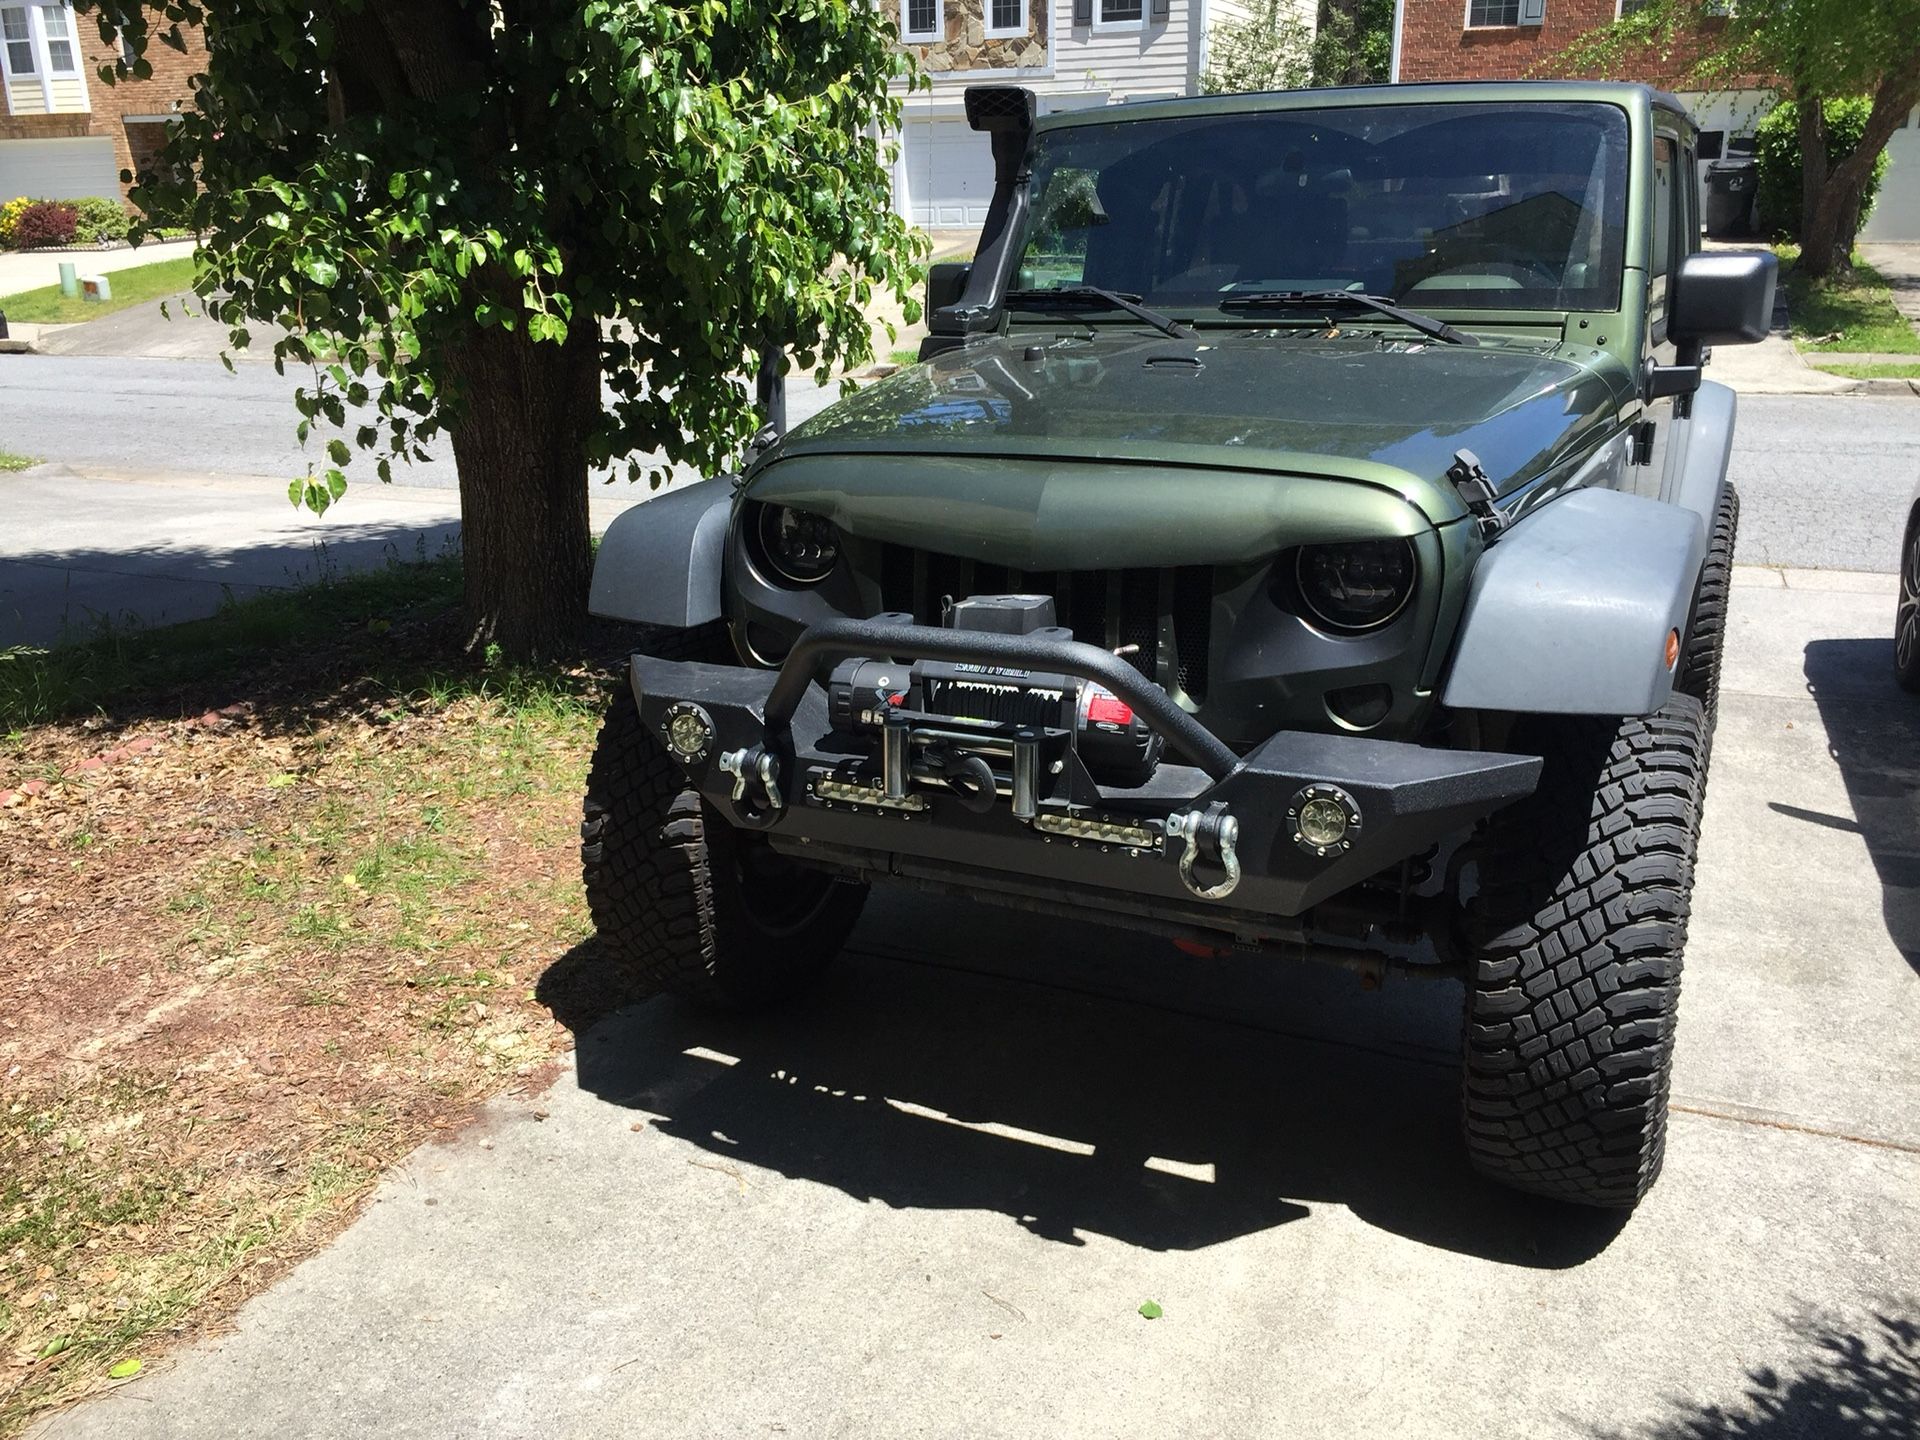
718,745,785,815
1166,802,1241,900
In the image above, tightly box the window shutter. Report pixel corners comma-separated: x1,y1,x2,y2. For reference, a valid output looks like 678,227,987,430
1073,0,1091,25
1519,0,1546,23
1150,0,1170,20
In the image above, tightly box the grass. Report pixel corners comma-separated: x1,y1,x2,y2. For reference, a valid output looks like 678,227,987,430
890,347,921,368
0,555,464,732
1,556,618,1432
1776,244,1920,355
1809,361,1920,380
0,451,36,473
0,255,198,326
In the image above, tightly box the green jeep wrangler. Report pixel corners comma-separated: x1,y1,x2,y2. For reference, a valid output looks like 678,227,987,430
581,82,1776,1210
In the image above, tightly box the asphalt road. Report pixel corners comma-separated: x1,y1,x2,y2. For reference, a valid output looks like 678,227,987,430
42,568,1920,1440
3,350,1915,569
0,350,841,493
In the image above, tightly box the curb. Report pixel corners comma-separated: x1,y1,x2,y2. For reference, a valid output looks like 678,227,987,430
1849,376,1920,397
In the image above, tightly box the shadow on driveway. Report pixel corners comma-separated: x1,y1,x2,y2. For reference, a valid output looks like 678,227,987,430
1792,638,1920,973
538,929,1629,1269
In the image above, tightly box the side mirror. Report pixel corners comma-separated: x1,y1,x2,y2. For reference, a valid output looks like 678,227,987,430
1697,129,1725,162
927,262,972,316
1669,250,1777,349
1646,250,1778,403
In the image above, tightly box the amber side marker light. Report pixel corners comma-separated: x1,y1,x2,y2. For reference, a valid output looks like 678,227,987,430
1665,629,1680,671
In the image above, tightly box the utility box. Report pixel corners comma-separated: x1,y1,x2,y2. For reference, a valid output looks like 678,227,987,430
81,275,113,303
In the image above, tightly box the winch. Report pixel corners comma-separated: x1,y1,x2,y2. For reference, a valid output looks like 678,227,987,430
824,594,1163,788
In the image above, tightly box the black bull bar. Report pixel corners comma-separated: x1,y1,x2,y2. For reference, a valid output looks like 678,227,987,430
630,618,1541,931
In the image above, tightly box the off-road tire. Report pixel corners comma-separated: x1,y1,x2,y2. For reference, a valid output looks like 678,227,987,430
1897,507,1920,695
1676,483,1738,730
1461,695,1706,1208
580,625,867,1009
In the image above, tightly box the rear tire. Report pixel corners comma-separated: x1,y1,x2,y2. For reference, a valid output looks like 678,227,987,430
580,626,867,1009
1461,696,1706,1209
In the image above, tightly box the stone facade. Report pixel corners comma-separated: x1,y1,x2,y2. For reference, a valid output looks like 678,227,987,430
887,0,1049,75
1,12,204,206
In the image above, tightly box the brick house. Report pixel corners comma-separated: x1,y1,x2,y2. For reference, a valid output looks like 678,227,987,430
0,2,201,208
1387,0,1919,240
885,0,1316,228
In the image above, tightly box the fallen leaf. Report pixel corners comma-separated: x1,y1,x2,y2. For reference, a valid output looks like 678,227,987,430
1138,1300,1163,1320
107,1358,142,1379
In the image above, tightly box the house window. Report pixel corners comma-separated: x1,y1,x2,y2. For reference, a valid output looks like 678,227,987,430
1467,0,1520,23
1618,0,1649,13
1,7,34,76
901,0,940,41
38,4,74,72
986,0,1026,39
1100,0,1144,23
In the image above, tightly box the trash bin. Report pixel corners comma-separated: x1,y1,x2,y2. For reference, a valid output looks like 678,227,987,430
1704,138,1760,237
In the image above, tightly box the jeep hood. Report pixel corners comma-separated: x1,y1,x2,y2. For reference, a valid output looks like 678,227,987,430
760,332,1625,531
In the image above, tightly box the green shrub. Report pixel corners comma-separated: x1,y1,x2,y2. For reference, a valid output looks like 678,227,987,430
0,195,43,248
71,196,130,245
1756,97,1890,242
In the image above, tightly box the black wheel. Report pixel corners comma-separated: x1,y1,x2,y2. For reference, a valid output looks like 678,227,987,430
1676,483,1738,734
1898,508,1920,695
1461,696,1706,1208
580,626,867,1009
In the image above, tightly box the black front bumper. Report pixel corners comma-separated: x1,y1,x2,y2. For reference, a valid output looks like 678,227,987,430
631,618,1540,939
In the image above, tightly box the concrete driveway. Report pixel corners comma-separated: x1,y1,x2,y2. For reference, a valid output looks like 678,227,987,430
41,564,1920,1439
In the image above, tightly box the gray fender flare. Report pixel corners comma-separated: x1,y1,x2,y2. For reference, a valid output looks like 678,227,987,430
1441,487,1706,716
587,478,731,628
1671,379,1736,525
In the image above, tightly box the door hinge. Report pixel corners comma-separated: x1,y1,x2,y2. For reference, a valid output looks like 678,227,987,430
1629,420,1657,466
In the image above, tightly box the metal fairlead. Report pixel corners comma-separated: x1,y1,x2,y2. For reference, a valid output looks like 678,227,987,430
1165,805,1241,900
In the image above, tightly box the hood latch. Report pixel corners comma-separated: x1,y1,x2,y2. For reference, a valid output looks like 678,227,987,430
1446,448,1506,542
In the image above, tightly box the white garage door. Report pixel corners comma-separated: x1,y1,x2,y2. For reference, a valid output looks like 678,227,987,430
0,137,120,201
1862,106,1920,242
903,119,994,229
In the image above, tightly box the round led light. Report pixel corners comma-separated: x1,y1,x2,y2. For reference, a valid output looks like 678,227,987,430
1288,783,1362,858
752,503,840,586
661,702,714,762
1298,797,1349,849
1293,539,1417,633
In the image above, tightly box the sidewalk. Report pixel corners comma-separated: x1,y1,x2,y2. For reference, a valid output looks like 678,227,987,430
0,237,197,299
1859,242,1920,331
0,466,656,649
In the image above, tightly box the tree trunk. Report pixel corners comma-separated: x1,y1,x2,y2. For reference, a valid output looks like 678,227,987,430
447,315,599,661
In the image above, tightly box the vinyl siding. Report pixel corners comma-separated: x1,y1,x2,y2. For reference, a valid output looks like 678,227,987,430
6,77,45,115
48,76,85,112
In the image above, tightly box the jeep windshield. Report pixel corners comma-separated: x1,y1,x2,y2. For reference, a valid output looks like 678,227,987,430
1011,101,1630,321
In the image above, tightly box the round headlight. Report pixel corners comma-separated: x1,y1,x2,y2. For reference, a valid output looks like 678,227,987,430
1294,539,1417,633
751,503,839,586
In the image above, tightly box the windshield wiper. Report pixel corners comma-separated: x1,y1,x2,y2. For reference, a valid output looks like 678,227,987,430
1002,286,1197,340
1218,290,1476,346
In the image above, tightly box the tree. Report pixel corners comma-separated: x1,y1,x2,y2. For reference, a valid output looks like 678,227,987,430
79,2,926,658
1201,0,1393,96
1553,0,1920,277
1202,0,1315,95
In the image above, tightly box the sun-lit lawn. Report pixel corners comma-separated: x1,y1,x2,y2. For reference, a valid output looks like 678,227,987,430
1,560,634,1434
0,450,37,472
0,256,198,326
1776,245,1920,355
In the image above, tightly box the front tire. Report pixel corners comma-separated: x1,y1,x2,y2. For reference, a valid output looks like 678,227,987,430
580,637,867,1009
1676,483,1738,734
1461,697,1706,1209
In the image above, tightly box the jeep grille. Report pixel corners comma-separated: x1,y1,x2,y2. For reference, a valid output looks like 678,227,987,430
876,546,1214,703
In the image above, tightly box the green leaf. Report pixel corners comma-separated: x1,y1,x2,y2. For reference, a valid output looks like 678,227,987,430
1137,1300,1163,1320
327,439,351,466
38,1337,71,1359
107,1358,143,1379
287,477,304,507
301,258,339,287
325,468,348,501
